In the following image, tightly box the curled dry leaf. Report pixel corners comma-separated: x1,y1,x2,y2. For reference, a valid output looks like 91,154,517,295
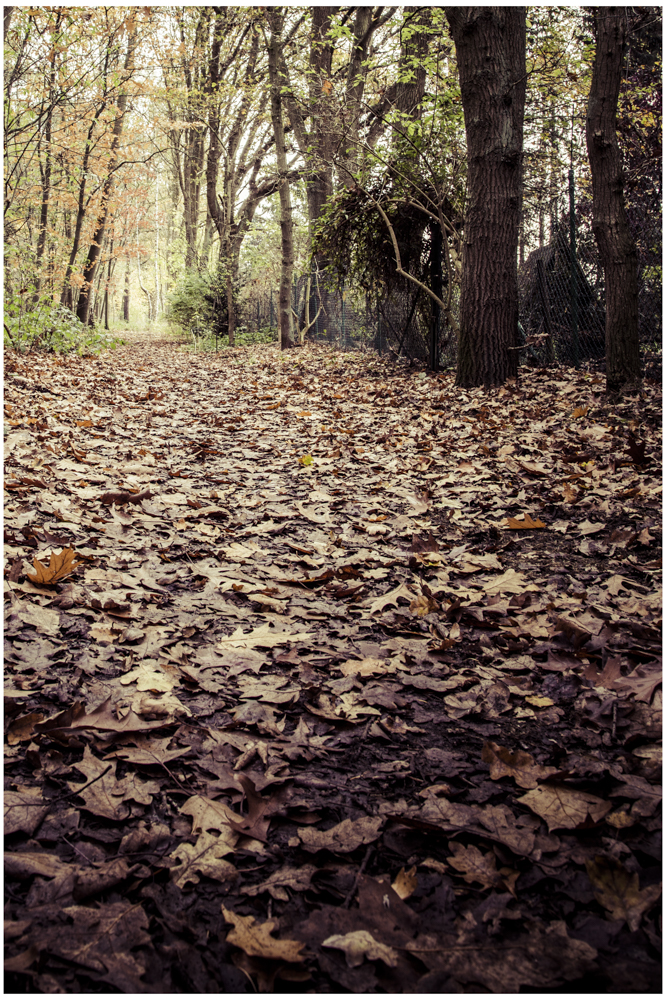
298,815,384,853
322,930,399,968
391,866,418,900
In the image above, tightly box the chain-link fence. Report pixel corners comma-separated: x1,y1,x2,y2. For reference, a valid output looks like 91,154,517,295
241,172,661,370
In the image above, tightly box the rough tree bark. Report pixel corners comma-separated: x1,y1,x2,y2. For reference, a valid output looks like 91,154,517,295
444,7,526,388
267,11,294,350
586,8,641,395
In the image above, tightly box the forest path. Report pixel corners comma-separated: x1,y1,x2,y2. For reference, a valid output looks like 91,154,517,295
4,338,662,993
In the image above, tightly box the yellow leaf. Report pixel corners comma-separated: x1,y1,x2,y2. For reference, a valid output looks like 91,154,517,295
321,79,333,95
525,695,554,708
298,454,313,466
572,406,588,418
296,411,311,417
505,513,546,529
27,547,82,585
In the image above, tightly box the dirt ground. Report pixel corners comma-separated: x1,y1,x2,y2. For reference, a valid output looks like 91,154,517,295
4,334,662,993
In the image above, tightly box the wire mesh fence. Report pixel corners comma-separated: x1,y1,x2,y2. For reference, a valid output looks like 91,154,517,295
240,171,661,370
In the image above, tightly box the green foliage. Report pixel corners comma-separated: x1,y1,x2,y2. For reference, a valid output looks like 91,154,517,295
184,325,276,353
4,297,123,355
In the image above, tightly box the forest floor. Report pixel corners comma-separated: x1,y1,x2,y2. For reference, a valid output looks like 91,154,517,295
4,332,662,994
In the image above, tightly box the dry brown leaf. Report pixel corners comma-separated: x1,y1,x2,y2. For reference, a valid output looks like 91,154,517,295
518,785,612,831
216,623,314,649
482,741,558,789
26,546,82,585
505,513,546,529
322,930,399,968
391,865,418,900
298,815,384,853
585,856,662,932
4,786,49,835
222,906,305,963
446,842,503,889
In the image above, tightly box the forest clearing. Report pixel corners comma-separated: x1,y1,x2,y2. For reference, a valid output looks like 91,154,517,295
4,334,662,992
4,4,662,995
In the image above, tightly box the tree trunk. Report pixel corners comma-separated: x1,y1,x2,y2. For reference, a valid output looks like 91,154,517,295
445,7,526,388
34,10,61,297
122,259,130,322
76,23,137,324
585,8,640,394
267,12,294,350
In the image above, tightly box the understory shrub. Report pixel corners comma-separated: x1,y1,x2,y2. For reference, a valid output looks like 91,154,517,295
4,299,124,355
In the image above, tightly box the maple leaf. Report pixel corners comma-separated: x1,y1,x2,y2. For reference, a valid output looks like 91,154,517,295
26,546,82,585
585,856,661,932
518,785,611,831
482,741,558,789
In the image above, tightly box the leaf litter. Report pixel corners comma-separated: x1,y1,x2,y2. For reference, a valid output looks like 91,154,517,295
4,335,662,992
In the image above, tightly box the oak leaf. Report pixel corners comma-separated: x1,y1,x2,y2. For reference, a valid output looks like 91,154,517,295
446,842,504,890
222,907,305,963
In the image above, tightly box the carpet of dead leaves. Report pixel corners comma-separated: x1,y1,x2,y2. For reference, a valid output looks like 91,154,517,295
4,332,662,994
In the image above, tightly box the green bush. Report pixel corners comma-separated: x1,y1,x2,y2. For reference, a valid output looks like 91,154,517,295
166,271,220,335
4,298,124,355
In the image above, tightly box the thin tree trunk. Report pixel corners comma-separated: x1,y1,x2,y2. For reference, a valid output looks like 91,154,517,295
76,23,137,325
122,259,130,322
586,8,641,394
267,12,294,350
445,7,526,388
34,10,61,297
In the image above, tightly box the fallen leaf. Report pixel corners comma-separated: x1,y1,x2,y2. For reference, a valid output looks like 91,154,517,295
216,624,314,649
585,856,661,932
323,930,398,968
222,906,305,962
482,741,558,789
4,786,49,835
299,816,384,853
505,514,546,529
26,546,82,585
446,842,505,890
518,785,612,831
391,866,418,900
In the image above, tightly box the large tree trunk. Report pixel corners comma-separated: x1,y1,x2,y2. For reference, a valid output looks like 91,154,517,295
267,12,294,350
445,7,526,388
586,8,640,395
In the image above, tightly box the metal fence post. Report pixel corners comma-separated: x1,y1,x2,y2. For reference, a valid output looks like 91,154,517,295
430,221,442,371
270,289,274,330
568,168,579,368
341,281,347,347
377,297,382,354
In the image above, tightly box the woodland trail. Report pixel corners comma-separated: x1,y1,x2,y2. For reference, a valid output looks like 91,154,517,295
4,335,663,993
